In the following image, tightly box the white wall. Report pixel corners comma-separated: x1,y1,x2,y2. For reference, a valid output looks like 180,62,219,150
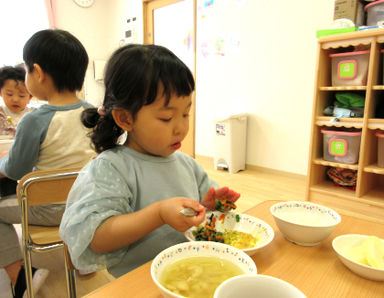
54,0,335,176
54,0,143,106
195,0,335,175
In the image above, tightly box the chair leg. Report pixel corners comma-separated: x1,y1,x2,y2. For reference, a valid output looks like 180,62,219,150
64,245,77,298
64,267,77,298
23,246,34,298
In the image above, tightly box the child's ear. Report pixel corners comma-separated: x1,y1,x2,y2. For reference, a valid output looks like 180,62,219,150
112,108,133,131
32,63,45,83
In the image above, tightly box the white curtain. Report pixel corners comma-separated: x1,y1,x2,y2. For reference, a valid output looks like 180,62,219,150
0,0,50,66
44,0,57,29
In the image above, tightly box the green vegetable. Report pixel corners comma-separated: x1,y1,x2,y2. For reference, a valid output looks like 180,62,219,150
214,199,237,212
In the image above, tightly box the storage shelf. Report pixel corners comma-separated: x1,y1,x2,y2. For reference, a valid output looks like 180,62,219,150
313,158,359,170
315,117,363,128
364,164,384,175
307,30,384,224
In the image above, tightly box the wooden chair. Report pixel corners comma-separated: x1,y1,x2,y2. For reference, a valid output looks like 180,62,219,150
17,167,82,298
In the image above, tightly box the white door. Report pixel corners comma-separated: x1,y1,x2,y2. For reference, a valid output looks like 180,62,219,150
143,0,196,157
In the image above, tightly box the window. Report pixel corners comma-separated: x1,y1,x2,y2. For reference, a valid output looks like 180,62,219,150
0,0,49,66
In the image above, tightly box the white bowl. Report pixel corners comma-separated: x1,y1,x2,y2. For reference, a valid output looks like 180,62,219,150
213,274,306,298
151,241,257,298
332,234,384,281
184,211,274,256
270,201,341,246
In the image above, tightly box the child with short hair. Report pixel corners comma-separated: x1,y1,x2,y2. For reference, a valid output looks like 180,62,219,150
0,29,95,298
0,65,33,137
60,44,240,278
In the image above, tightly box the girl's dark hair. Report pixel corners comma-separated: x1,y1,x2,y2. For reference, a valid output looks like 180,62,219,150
82,44,195,153
23,29,88,92
0,65,26,89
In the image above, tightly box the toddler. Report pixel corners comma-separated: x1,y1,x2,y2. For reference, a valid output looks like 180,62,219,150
0,65,33,137
60,44,240,278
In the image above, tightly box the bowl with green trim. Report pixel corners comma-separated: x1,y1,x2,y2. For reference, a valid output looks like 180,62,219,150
184,211,274,256
270,201,341,246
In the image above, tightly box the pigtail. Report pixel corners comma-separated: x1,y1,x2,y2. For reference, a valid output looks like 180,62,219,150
81,107,123,153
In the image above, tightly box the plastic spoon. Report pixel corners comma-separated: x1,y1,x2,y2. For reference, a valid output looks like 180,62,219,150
180,207,198,217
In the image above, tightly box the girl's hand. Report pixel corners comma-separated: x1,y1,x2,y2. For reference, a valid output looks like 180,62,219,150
201,186,240,210
91,198,205,253
158,197,206,232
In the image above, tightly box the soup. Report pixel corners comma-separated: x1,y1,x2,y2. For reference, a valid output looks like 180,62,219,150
160,256,244,298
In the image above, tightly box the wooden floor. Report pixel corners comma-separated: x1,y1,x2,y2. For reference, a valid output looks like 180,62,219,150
0,156,306,298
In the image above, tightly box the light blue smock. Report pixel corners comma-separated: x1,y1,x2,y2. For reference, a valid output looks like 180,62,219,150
59,146,218,277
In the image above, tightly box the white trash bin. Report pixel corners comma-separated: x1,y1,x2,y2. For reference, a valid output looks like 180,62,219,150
213,113,247,174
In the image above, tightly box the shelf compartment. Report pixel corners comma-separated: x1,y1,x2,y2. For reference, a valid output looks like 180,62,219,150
315,117,363,128
310,180,384,207
308,181,384,224
364,164,384,175
360,187,384,206
309,180,356,197
313,158,359,170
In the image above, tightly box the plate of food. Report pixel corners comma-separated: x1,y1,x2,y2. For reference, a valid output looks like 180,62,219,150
184,200,274,256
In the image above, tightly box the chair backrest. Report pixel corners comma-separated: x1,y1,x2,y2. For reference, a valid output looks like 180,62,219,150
17,167,82,207
17,167,82,298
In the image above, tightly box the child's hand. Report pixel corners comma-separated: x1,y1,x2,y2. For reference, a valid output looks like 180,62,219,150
201,186,240,210
159,197,206,232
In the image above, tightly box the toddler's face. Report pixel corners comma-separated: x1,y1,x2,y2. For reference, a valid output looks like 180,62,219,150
0,79,31,113
126,91,192,157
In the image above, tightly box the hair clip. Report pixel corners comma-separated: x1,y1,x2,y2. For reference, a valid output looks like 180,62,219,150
97,106,107,116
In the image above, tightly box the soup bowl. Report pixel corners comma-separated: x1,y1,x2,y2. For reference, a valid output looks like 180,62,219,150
184,211,274,256
151,241,257,298
270,201,341,246
213,274,306,298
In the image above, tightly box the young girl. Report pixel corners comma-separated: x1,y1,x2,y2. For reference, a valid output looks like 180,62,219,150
0,65,33,137
60,44,240,278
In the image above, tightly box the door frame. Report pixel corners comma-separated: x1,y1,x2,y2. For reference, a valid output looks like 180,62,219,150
142,0,197,157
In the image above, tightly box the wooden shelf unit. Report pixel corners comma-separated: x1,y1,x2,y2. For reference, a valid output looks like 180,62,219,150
306,29,384,224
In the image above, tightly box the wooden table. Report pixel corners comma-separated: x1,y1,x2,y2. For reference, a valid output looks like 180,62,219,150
84,200,384,298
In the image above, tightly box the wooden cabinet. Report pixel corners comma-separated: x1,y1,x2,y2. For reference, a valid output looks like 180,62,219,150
306,29,384,224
